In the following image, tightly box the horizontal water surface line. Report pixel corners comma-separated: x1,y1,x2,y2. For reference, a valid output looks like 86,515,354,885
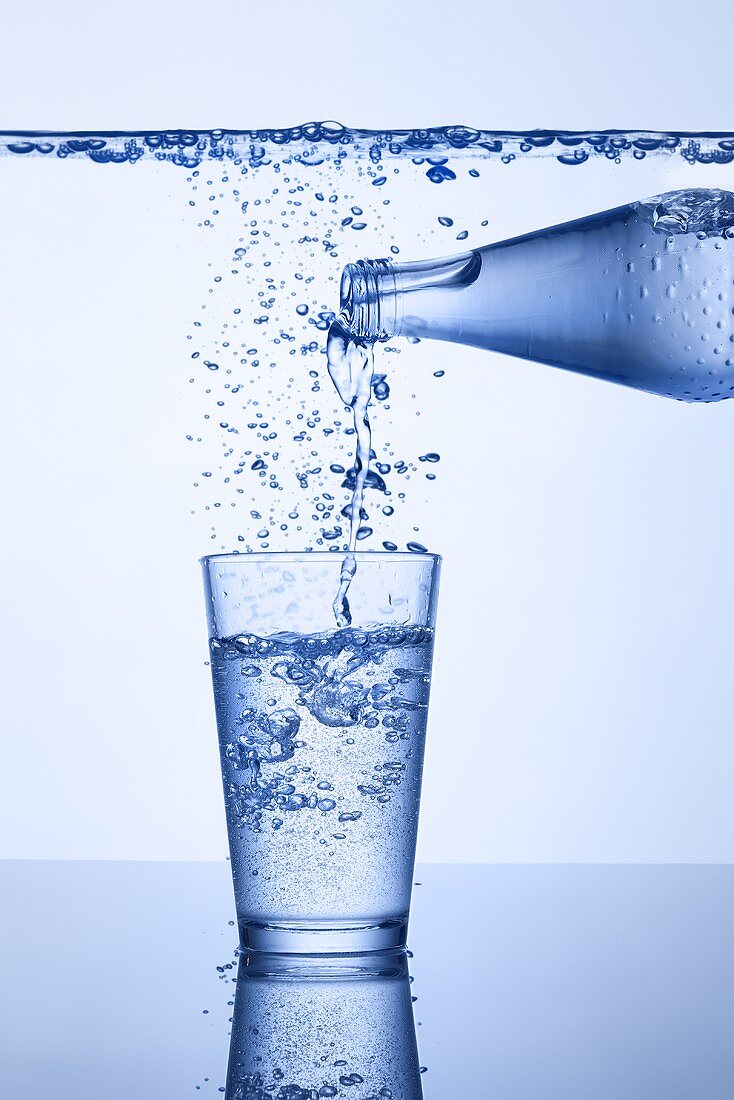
1,123,734,167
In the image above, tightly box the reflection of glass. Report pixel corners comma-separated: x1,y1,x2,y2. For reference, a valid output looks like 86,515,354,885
225,951,423,1100
202,552,441,954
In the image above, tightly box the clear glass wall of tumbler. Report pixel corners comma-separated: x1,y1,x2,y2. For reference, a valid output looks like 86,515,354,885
202,551,441,954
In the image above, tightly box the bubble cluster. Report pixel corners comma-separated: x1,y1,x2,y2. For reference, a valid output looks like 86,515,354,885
226,1072,379,1099
211,625,432,832
180,138,461,556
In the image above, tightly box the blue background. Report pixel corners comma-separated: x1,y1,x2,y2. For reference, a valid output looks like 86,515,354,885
2,0,734,865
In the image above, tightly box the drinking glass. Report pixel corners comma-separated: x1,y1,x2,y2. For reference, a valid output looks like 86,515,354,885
201,551,441,953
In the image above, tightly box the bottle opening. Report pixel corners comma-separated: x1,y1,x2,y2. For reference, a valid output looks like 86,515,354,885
339,259,401,341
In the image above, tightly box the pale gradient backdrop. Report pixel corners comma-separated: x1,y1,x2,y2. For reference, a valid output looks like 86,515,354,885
2,0,734,862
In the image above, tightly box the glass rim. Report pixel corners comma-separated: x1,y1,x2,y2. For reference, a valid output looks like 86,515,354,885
200,550,442,566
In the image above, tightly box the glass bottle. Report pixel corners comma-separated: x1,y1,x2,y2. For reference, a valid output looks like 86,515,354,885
338,188,734,401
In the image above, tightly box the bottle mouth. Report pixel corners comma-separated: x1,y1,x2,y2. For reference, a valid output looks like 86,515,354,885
339,259,401,341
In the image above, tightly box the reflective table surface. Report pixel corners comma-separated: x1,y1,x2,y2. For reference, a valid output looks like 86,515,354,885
1,862,732,1097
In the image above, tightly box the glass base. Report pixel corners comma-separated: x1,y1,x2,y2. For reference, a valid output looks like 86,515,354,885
239,917,407,955
239,949,409,980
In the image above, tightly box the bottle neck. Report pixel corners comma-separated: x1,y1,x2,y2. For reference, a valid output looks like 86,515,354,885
339,259,400,340
339,251,482,342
